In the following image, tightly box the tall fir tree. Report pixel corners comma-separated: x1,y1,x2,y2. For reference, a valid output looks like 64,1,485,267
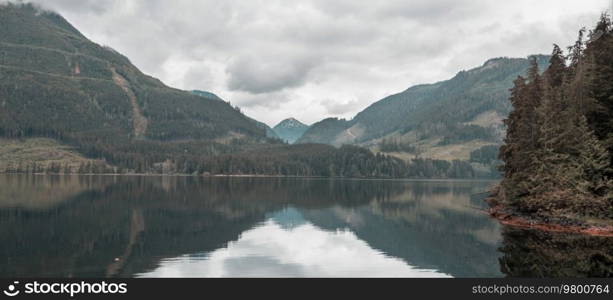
498,14,613,219
584,13,613,173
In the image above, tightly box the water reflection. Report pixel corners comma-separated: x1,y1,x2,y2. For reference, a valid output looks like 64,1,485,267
0,175,509,277
499,227,613,277
138,209,450,277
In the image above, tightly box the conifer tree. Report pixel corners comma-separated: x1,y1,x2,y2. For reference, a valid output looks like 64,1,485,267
499,16,613,218
583,13,613,172
567,28,586,74
544,44,566,88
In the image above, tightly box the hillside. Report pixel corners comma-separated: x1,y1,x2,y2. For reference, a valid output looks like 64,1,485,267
298,56,551,162
190,90,223,101
272,118,309,143
191,90,280,139
0,3,419,178
0,138,112,173
0,3,270,171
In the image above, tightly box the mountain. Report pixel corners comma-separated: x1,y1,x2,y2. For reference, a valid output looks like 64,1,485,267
297,117,351,145
272,118,309,144
0,3,545,179
191,90,280,139
247,117,280,140
298,56,550,162
0,3,417,178
0,3,269,171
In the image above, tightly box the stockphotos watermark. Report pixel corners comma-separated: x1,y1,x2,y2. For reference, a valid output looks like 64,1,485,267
2,280,127,297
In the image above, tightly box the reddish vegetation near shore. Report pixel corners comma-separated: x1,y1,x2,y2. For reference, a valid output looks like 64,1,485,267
488,204,613,237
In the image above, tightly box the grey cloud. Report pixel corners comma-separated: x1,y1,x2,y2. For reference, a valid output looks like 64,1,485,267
371,0,489,21
182,66,215,91
32,0,112,14
226,55,318,94
24,0,611,124
231,90,291,110
310,0,488,23
321,98,361,115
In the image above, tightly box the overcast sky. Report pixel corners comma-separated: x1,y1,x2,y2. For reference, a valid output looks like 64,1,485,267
29,0,612,126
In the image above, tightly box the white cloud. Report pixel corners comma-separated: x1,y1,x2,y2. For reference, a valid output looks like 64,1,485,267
29,0,612,126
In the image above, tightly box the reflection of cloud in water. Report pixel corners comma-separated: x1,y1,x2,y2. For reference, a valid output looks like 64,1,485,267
331,206,365,228
137,219,451,278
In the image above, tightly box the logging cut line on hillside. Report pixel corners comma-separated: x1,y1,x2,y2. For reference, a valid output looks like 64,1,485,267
111,67,148,138
0,64,112,82
0,41,112,65
346,128,356,138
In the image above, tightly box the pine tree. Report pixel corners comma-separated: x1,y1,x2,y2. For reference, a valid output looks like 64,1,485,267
525,56,544,149
567,28,586,74
530,19,609,211
544,44,566,88
500,76,529,201
573,116,611,197
583,13,613,173
499,28,613,218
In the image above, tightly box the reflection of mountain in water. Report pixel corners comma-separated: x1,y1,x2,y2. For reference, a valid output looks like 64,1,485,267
301,181,503,277
0,175,111,210
499,227,613,277
3,176,605,278
0,176,405,277
137,217,451,278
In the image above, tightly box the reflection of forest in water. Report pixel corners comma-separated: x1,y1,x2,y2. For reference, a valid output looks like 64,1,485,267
0,175,610,277
499,227,613,277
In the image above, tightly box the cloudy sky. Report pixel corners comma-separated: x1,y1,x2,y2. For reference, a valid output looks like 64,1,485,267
30,0,612,126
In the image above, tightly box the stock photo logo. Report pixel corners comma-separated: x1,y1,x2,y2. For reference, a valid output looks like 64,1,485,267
3,281,20,297
1,281,127,297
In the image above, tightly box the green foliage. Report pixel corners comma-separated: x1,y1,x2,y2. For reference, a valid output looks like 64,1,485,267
469,145,499,164
298,118,350,144
437,124,497,145
583,14,613,172
499,15,613,219
406,158,475,178
379,138,416,153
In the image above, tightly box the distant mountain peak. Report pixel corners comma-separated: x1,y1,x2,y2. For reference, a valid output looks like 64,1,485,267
275,118,307,129
272,118,309,144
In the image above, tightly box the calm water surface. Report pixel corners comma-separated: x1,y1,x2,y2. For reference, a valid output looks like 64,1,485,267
0,175,611,277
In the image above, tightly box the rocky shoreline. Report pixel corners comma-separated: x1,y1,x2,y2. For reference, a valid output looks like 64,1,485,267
486,189,613,237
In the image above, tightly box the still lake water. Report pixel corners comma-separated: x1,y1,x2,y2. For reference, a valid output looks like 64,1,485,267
0,175,611,277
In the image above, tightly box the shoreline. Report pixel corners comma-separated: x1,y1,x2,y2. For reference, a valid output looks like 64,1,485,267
0,172,500,181
486,190,613,237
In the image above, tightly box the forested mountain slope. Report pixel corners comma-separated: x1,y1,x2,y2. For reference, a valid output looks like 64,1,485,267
0,3,271,171
190,90,280,139
298,56,550,161
0,3,515,179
